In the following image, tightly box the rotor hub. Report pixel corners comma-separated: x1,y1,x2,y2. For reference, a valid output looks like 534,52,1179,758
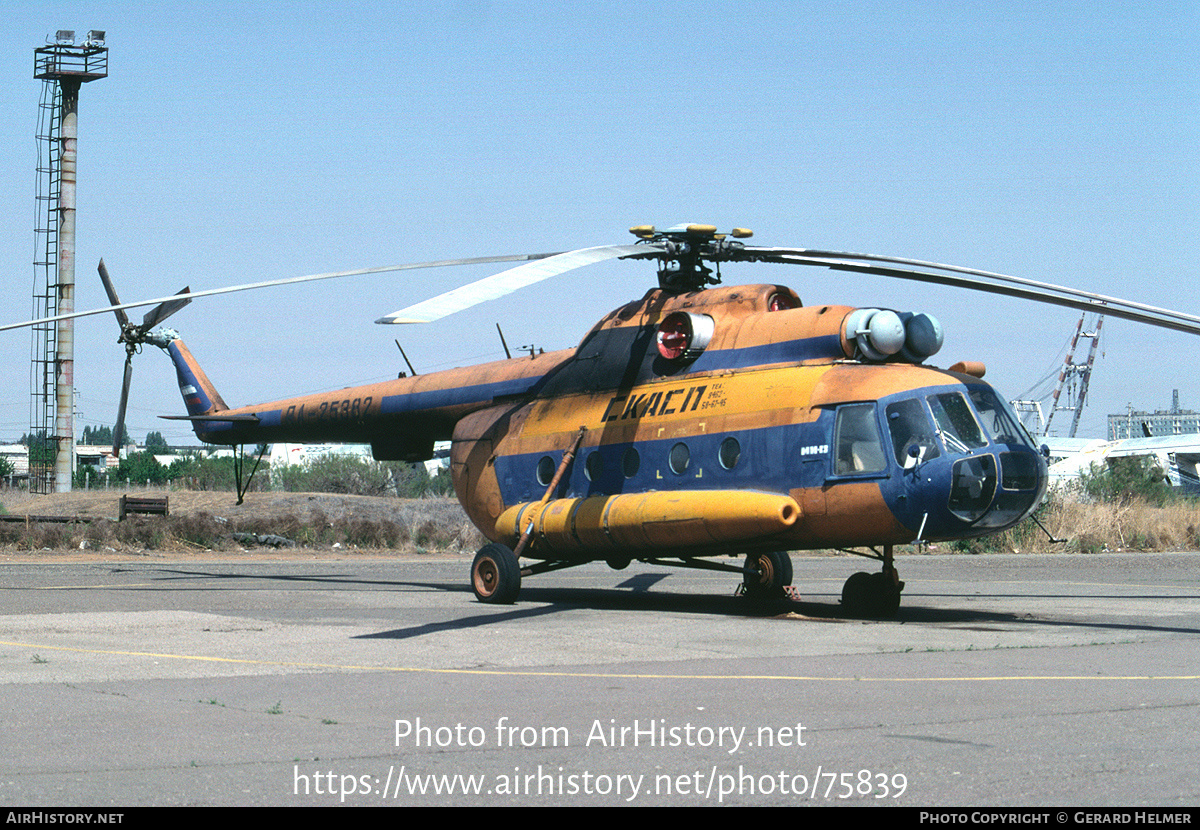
630,224,753,293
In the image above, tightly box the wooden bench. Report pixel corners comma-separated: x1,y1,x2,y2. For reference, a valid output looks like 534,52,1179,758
119,495,169,520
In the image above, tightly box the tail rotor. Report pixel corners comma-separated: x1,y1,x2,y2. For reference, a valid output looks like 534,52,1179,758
113,353,134,457
98,259,191,457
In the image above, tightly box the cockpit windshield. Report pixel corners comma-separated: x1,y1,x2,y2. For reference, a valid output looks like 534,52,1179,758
926,392,987,454
875,386,1044,532
967,386,1037,449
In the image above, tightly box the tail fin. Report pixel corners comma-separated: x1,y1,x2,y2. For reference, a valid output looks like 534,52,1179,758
154,334,229,417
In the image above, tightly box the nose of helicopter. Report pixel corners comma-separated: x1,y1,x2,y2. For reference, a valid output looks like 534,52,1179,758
914,445,1047,539
949,449,1045,525
875,383,1048,542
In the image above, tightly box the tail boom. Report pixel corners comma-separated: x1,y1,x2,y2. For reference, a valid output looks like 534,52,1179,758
158,335,571,461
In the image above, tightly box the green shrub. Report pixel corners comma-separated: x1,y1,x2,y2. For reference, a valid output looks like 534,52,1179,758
173,455,267,493
269,453,454,498
1078,456,1173,507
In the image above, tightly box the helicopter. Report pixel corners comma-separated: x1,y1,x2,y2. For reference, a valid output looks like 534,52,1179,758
12,223,1200,616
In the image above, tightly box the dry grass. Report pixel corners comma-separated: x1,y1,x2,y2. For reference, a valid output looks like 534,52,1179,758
1048,498,1200,552
2,487,1197,557
0,489,484,555
947,494,1200,554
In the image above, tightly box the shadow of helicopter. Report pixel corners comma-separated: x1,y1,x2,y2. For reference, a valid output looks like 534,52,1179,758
359,585,1200,642
126,564,1200,642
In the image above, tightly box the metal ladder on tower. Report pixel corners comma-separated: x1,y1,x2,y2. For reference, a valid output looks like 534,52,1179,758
29,78,63,493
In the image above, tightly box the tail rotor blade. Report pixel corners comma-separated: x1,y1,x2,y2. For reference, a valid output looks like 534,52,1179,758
113,356,133,458
97,259,131,329
141,287,192,330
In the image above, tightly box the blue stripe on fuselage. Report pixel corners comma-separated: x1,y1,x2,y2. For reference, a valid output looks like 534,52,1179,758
195,374,550,442
687,334,844,373
378,375,547,416
494,416,838,506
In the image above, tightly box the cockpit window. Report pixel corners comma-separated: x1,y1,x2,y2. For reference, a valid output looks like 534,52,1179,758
834,403,887,475
926,392,987,454
886,398,941,467
968,386,1035,448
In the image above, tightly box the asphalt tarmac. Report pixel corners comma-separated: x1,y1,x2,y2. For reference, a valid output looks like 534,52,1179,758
1,550,1197,807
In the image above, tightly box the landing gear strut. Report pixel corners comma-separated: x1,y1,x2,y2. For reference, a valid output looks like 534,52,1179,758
840,544,904,618
232,443,268,506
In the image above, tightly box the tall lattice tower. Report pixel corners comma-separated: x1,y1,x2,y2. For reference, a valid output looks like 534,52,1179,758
32,31,107,493
1044,312,1104,438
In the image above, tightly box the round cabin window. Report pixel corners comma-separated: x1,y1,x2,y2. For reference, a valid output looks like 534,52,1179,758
536,456,555,486
585,451,603,482
622,447,640,478
669,442,690,475
719,436,741,470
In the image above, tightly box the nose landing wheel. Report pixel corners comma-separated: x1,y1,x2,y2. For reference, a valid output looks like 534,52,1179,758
841,545,904,618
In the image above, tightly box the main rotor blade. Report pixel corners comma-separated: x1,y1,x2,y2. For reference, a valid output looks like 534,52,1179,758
740,247,1200,337
140,287,192,330
113,356,133,458
97,259,130,329
375,244,663,324
0,253,564,334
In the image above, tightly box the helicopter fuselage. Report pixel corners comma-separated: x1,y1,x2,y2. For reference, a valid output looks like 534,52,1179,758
163,282,1047,564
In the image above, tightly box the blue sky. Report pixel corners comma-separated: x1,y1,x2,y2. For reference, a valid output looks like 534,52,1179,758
1,1,1196,445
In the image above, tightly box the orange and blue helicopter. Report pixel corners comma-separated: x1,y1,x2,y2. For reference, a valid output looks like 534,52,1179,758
16,223,1200,615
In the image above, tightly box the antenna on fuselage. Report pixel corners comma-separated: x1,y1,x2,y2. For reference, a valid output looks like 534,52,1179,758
496,324,512,360
395,340,418,376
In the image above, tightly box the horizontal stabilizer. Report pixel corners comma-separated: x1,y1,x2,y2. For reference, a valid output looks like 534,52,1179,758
160,413,261,422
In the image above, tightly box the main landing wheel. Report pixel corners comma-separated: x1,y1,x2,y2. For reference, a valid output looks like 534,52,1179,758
743,551,793,600
841,569,902,618
472,543,521,604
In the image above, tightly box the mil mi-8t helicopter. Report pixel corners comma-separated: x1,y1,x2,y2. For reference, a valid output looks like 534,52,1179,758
12,223,1200,615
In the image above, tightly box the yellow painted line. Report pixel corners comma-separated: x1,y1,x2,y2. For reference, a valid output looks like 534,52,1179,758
3,640,1198,682
906,578,1200,592
27,583,160,590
